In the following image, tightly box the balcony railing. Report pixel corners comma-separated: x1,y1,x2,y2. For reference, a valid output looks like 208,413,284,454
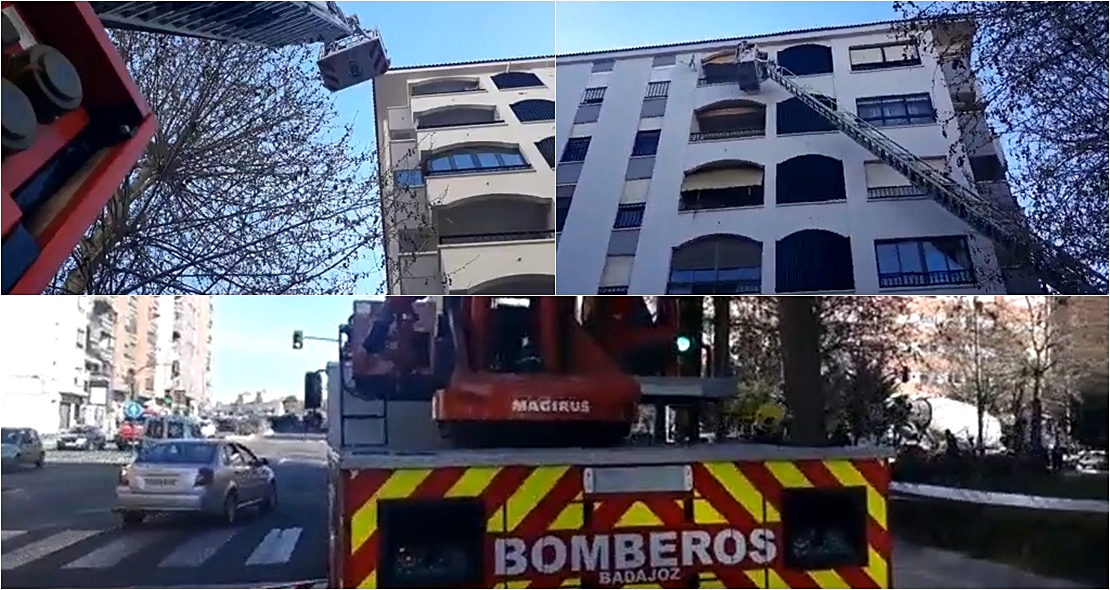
439,230,555,246
878,269,975,289
679,186,764,211
867,185,930,200
689,127,764,142
417,118,502,130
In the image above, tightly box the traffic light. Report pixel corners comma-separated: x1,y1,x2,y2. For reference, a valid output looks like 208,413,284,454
163,394,173,406
675,335,693,354
293,330,304,350
304,371,323,410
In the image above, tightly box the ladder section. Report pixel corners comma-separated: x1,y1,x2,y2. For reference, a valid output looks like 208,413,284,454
736,42,1107,295
90,1,355,47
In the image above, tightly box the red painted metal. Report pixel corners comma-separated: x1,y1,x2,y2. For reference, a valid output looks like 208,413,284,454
2,2,155,294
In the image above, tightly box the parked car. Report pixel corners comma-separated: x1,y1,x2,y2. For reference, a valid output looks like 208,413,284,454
115,418,145,450
56,425,108,451
115,439,276,525
1,427,45,470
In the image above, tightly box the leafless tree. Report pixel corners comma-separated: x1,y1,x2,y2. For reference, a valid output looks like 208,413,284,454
52,32,422,295
895,1,1109,275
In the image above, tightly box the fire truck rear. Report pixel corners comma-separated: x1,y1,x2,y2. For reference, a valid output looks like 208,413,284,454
308,297,893,588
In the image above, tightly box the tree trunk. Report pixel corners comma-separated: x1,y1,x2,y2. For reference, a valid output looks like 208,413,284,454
1031,373,1045,452
778,297,826,446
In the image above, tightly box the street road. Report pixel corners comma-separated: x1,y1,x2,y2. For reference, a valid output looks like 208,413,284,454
0,434,1089,588
1,436,328,589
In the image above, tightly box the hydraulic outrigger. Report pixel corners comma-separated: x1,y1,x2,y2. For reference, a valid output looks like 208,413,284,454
733,41,1107,295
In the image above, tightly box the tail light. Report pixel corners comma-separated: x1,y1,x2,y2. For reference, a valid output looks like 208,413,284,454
194,467,214,487
117,468,128,487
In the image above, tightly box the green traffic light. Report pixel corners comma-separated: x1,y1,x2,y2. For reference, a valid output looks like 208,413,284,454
675,335,692,353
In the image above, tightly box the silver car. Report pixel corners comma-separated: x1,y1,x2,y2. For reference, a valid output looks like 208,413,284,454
115,439,276,525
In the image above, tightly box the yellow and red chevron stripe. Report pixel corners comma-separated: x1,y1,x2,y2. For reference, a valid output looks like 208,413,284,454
341,458,890,589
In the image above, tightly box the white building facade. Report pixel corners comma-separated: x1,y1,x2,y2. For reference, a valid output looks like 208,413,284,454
0,296,90,434
374,56,557,295
555,21,1027,296
154,296,213,414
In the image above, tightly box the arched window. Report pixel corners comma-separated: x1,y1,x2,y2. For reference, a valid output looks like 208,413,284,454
776,95,838,135
680,162,765,210
492,72,544,90
668,234,762,294
777,44,834,76
416,106,498,129
692,100,766,141
776,155,846,204
776,229,854,292
424,146,530,176
535,137,556,168
411,79,480,96
511,99,555,123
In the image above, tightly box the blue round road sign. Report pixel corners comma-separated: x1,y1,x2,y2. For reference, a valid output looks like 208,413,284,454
124,402,143,419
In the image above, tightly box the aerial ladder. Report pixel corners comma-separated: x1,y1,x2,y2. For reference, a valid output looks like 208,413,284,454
2,1,389,294
733,41,1107,295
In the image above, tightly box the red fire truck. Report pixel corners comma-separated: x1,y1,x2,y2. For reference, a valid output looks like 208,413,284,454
305,296,894,589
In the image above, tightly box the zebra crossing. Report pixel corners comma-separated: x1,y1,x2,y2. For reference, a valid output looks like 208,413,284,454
1,521,322,588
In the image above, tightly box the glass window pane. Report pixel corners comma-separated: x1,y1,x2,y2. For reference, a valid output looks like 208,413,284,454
691,269,717,283
500,151,525,166
858,103,883,120
897,242,923,272
667,285,692,295
906,98,932,115
670,269,695,283
452,153,478,169
476,152,501,168
875,243,901,273
427,157,451,172
922,241,952,271
909,115,934,125
882,101,908,118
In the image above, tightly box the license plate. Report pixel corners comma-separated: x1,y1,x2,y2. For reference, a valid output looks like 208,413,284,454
145,478,176,487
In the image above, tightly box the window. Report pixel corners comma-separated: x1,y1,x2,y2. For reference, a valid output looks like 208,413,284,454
777,44,834,76
776,96,837,135
511,99,555,122
613,204,645,229
416,107,498,129
857,94,935,127
393,169,424,188
875,236,976,288
424,147,529,176
668,235,762,294
535,137,556,168
491,71,544,90
645,81,670,99
592,60,615,73
581,87,606,105
411,79,480,96
560,137,591,163
776,230,855,293
652,55,676,68
556,197,571,231
693,101,766,140
631,130,661,157
849,42,921,71
776,155,846,204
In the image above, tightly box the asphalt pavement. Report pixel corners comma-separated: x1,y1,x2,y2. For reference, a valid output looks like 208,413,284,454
1,437,329,589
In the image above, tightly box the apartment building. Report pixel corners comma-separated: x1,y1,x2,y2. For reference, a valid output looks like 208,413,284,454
109,296,160,400
0,297,90,434
85,298,116,432
374,56,557,295
555,20,1026,296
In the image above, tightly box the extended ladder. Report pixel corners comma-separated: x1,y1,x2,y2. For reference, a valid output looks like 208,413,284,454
735,42,1107,295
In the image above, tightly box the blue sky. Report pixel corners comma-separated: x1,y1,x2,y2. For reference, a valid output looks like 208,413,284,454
330,1,555,293
209,296,379,400
556,1,900,54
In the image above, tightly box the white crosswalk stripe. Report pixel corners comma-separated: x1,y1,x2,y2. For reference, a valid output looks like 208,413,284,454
2,530,100,570
157,527,242,568
245,528,302,566
1,525,309,572
63,531,163,569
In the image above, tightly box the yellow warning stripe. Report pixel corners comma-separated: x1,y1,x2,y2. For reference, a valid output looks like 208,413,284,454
763,460,890,588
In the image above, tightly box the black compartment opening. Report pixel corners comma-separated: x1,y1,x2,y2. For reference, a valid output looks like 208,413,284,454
377,497,486,588
781,486,869,571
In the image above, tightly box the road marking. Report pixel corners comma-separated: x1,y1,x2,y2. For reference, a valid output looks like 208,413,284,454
245,527,302,566
158,527,241,568
1,531,27,542
1,530,100,570
63,530,163,569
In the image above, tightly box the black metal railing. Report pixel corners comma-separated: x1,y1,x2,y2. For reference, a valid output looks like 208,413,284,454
867,185,930,199
597,286,629,295
417,119,501,130
690,127,764,142
679,186,764,211
878,269,975,288
697,75,739,87
424,163,531,178
439,230,555,246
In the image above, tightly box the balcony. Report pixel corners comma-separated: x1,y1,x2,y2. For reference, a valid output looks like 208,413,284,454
690,100,766,143
440,238,555,294
878,269,976,289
